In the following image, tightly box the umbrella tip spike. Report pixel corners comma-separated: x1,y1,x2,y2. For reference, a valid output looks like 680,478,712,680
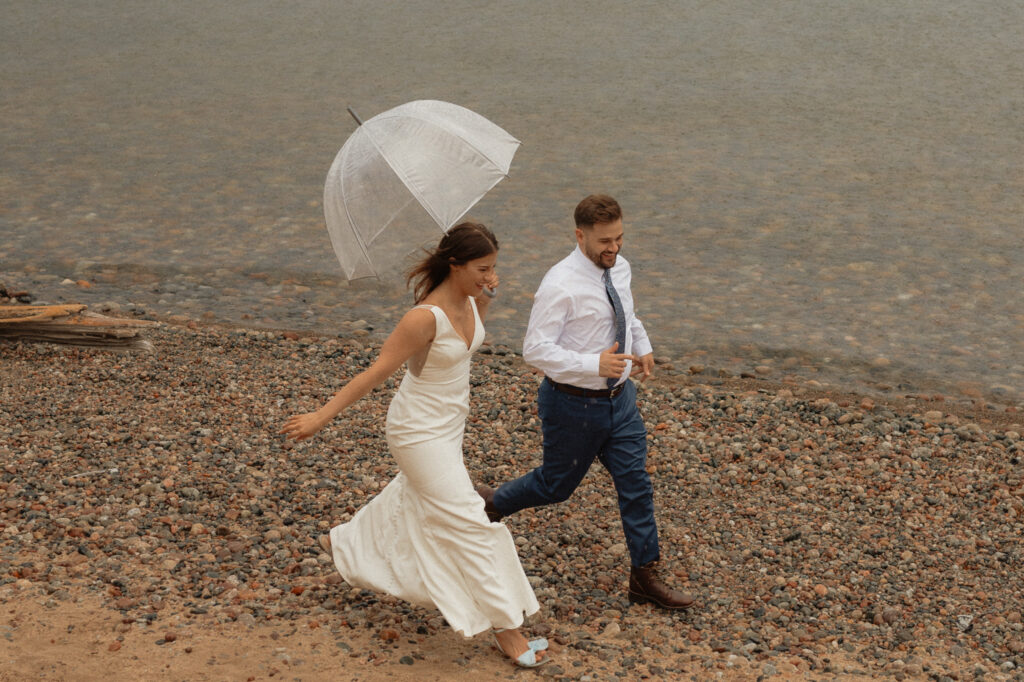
347,107,364,126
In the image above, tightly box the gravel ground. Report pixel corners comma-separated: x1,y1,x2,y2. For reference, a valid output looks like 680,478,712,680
2,322,1024,681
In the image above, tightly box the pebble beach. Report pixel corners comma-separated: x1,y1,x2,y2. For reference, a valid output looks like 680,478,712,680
3,1,1022,678
3,321,1024,681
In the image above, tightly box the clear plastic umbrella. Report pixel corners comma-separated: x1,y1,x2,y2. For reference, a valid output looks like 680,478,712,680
323,100,520,282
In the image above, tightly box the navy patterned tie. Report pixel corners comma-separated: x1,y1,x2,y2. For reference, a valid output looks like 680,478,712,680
603,268,626,388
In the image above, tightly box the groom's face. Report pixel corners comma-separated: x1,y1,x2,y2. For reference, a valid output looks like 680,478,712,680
576,218,624,270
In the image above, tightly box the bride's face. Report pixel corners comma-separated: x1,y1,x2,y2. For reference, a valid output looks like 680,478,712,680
450,252,497,297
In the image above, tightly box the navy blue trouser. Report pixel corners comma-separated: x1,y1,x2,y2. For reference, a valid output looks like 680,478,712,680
492,378,660,567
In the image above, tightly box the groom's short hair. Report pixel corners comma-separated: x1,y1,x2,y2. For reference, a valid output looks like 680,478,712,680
574,194,622,229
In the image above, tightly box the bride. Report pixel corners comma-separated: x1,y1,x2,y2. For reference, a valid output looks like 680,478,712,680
280,222,547,668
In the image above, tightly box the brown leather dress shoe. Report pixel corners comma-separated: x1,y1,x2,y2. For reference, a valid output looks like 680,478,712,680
475,485,505,522
628,560,695,610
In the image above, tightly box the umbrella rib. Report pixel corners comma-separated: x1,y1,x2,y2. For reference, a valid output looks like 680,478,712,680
366,194,432,250
369,113,519,229
361,124,446,231
336,149,380,279
378,111,519,177
443,135,519,184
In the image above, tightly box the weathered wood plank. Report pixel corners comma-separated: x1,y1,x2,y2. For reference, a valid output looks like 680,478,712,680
0,304,87,323
0,305,159,351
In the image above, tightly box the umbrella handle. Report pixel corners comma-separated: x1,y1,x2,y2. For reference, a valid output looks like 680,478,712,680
347,107,364,126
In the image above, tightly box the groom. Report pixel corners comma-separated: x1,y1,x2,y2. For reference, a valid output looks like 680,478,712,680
479,194,694,610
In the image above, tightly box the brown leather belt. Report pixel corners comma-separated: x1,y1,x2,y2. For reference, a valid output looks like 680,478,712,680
546,378,625,399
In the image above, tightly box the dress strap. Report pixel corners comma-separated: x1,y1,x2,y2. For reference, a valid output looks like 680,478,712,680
411,304,445,327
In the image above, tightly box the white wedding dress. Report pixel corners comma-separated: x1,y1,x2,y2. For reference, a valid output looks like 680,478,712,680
328,297,539,637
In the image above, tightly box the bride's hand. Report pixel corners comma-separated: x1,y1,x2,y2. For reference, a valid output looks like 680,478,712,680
279,412,328,441
481,271,500,298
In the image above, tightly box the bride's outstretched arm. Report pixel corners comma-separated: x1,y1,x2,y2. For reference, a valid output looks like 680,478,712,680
279,308,435,441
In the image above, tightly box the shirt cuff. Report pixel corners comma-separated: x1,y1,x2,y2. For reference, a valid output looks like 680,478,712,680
582,353,602,377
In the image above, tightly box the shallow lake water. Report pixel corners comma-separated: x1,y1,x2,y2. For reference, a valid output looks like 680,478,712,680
2,1,1022,406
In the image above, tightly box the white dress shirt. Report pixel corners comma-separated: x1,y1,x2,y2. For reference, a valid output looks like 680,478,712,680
523,246,652,390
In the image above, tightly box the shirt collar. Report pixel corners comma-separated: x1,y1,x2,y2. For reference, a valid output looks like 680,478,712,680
569,244,623,282
569,245,610,281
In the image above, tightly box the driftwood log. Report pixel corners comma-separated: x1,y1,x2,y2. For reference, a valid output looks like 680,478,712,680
0,305,158,351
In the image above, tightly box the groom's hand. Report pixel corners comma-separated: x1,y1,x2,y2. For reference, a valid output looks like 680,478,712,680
631,352,654,381
599,342,638,378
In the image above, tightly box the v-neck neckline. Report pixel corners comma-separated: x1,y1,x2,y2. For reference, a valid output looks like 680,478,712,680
431,298,477,351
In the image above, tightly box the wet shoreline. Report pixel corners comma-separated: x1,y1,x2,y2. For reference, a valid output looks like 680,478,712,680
4,261,1022,414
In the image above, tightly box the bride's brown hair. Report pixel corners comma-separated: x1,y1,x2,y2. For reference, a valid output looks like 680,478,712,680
407,221,499,303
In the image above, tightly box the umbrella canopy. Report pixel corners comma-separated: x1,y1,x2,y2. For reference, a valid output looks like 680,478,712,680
323,100,520,282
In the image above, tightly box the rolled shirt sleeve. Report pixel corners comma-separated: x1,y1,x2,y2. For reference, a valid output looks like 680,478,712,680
630,315,653,358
